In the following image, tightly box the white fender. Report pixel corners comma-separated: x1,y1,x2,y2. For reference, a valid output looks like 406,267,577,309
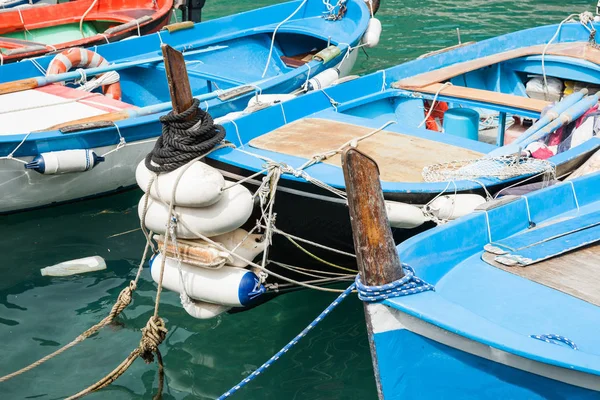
136,160,224,207
150,253,264,307
210,229,268,268
138,183,253,238
25,149,104,174
40,256,106,276
180,293,230,319
426,194,486,221
307,68,340,91
361,18,382,48
385,201,427,229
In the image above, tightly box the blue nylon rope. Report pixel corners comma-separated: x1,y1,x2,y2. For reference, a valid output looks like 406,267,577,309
217,265,433,399
217,283,356,399
530,334,578,350
355,264,435,302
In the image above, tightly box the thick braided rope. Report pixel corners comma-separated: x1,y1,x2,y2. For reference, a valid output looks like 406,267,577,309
145,99,225,173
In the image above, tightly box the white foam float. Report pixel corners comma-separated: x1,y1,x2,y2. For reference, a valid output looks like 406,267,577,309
138,183,253,238
150,253,264,307
361,18,382,48
426,194,486,221
385,201,428,229
136,160,224,207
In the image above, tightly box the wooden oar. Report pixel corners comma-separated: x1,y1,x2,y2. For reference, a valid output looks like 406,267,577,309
0,45,228,96
341,147,403,399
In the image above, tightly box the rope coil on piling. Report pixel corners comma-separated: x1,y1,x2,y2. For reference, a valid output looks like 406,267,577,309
145,99,226,173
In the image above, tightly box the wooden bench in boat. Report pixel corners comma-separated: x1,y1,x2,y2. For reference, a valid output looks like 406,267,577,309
394,42,600,90
483,243,600,307
249,118,483,182
405,83,551,113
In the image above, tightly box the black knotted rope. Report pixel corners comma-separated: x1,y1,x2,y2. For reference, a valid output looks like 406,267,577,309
145,98,225,173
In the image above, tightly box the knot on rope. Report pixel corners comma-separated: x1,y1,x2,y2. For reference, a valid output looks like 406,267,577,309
139,316,168,364
145,98,226,173
355,264,434,302
108,284,134,318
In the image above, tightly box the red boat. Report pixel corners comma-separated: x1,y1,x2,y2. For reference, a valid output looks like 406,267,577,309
0,0,173,64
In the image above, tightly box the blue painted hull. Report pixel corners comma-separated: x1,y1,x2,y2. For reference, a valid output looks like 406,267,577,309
374,328,598,399
0,0,43,8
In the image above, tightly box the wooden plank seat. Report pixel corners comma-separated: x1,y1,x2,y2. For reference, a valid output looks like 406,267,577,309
404,83,552,112
394,42,600,90
482,243,600,307
249,118,483,182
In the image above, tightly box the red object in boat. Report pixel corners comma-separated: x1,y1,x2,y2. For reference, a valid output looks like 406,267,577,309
0,0,173,64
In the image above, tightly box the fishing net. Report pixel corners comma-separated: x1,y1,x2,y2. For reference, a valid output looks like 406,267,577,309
422,155,555,182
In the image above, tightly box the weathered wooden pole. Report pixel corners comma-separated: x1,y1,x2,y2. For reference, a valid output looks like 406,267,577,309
341,147,403,399
161,44,195,115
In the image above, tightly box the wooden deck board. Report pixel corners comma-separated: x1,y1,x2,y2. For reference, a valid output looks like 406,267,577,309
249,118,483,182
394,42,600,90
483,244,600,306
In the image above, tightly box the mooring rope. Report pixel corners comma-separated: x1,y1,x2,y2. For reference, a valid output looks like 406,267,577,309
218,264,433,398
145,99,225,173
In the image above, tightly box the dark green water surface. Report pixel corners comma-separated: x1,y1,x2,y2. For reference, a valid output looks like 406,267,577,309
0,1,594,398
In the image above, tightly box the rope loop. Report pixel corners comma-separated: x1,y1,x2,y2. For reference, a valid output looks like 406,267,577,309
356,264,434,302
145,99,225,173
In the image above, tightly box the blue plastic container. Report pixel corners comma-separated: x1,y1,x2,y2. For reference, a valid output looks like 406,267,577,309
443,108,480,141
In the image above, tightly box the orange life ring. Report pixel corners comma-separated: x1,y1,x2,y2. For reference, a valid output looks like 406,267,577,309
46,48,122,101
424,100,448,131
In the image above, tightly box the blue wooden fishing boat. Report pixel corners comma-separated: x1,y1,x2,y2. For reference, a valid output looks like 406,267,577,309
200,19,600,261
0,0,372,213
356,166,600,399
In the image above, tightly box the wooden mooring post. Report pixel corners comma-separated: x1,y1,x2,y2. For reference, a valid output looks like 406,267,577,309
341,147,403,399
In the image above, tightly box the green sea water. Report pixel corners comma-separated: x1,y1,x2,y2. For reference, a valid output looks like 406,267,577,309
0,1,595,399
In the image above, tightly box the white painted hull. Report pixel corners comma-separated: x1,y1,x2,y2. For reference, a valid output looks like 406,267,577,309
0,140,156,213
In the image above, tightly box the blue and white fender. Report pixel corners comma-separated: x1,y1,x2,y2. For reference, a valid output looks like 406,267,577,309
150,253,265,307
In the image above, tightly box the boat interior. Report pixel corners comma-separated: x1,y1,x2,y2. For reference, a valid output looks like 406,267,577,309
216,41,600,192
0,31,332,135
385,171,600,375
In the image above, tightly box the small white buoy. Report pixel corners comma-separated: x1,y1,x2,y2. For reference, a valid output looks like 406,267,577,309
426,194,486,221
385,201,427,229
361,18,382,48
210,229,268,268
40,256,106,277
150,253,265,307
307,68,340,91
139,183,254,238
136,160,225,207
25,150,104,175
180,293,231,319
